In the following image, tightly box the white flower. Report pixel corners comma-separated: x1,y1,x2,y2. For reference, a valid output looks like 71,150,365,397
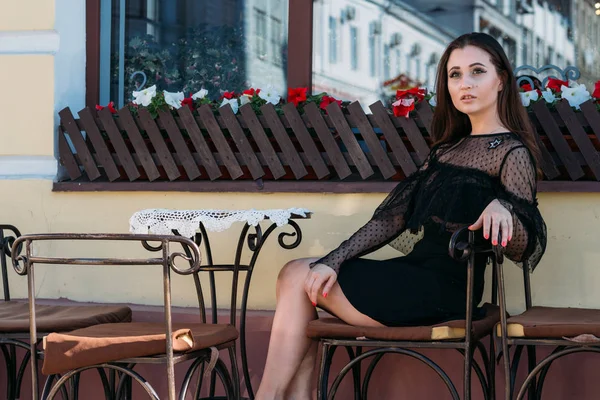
163,90,185,109
191,88,208,100
520,90,539,107
428,95,437,107
560,83,592,110
541,89,557,104
220,98,239,114
132,85,157,107
258,85,281,105
239,94,251,106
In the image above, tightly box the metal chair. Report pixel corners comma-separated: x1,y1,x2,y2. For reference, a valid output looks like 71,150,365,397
308,226,503,400
0,226,132,400
495,252,600,400
10,233,240,400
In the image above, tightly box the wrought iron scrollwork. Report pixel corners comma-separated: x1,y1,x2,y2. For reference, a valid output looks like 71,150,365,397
514,64,581,88
130,71,147,91
169,251,202,275
141,239,163,252
277,220,302,250
247,225,263,252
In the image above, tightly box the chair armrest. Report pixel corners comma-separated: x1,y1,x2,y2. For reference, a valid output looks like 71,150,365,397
448,226,504,262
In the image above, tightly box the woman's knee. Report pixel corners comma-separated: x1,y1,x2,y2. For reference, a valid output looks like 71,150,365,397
277,257,318,285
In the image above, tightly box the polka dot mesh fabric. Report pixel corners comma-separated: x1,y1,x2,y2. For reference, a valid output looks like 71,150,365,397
312,132,547,274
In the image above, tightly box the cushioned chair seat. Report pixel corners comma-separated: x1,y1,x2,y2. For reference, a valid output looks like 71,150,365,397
497,306,600,338
307,304,499,342
0,301,132,332
42,322,239,375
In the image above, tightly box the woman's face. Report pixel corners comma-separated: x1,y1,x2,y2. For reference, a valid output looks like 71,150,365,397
446,45,504,117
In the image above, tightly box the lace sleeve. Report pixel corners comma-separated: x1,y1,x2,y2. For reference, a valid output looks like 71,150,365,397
310,157,431,274
497,146,547,269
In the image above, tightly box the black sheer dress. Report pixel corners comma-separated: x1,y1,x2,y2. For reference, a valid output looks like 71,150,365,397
311,132,547,327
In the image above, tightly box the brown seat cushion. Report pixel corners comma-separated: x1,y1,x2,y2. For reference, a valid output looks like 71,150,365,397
307,304,499,342
42,322,239,375
497,306,600,338
0,301,132,333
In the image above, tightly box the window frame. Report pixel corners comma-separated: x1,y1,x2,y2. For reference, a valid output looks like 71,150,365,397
85,0,314,109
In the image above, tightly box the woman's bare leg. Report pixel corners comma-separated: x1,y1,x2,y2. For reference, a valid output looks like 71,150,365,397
255,258,383,400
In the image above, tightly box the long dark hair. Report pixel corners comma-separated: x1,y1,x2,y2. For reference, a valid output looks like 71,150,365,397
430,32,541,174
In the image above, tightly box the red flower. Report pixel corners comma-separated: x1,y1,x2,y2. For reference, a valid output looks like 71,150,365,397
181,95,194,111
392,98,416,118
546,78,568,93
221,91,236,99
592,80,600,99
287,87,308,106
319,95,342,112
95,101,117,114
243,88,260,97
521,84,542,97
396,87,426,102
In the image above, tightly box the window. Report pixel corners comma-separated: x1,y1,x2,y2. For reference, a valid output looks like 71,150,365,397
350,26,358,70
329,16,338,63
271,17,283,66
384,44,391,79
415,58,421,81
369,32,376,77
97,0,289,108
256,9,268,60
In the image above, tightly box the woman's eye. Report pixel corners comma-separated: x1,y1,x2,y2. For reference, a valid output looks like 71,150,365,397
473,68,486,75
449,72,460,78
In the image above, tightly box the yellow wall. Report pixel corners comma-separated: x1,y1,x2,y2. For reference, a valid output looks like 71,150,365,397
1,2,599,315
0,1,55,31
0,181,599,315
0,55,54,156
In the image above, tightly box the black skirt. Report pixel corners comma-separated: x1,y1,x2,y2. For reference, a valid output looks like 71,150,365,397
336,226,487,327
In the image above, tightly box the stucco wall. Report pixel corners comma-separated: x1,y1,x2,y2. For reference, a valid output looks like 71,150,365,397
1,0,599,316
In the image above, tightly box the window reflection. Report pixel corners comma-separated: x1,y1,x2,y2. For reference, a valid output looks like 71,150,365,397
312,0,599,107
101,0,289,107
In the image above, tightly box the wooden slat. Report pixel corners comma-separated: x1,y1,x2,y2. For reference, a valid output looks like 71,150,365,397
304,103,351,180
261,103,307,179
97,108,141,181
415,102,434,134
158,109,201,180
58,107,101,180
326,102,374,179
177,106,222,181
78,107,121,181
396,116,431,164
117,108,161,181
347,102,396,179
282,103,329,179
197,104,243,179
239,104,286,179
555,100,600,180
369,101,418,176
532,101,584,180
57,126,82,180
532,130,561,180
581,100,600,143
219,105,265,180
138,108,181,181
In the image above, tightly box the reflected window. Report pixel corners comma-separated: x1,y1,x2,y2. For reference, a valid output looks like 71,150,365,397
329,16,338,63
311,0,597,106
350,26,358,70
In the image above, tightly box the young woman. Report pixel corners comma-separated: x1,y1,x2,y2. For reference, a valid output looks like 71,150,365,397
255,32,547,400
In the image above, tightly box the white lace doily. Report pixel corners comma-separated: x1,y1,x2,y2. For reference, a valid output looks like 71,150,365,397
129,208,311,238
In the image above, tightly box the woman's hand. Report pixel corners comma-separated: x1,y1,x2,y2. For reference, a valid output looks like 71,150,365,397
469,199,513,247
304,263,337,306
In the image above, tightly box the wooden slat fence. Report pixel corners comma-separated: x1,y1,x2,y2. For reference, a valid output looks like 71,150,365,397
57,99,600,187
